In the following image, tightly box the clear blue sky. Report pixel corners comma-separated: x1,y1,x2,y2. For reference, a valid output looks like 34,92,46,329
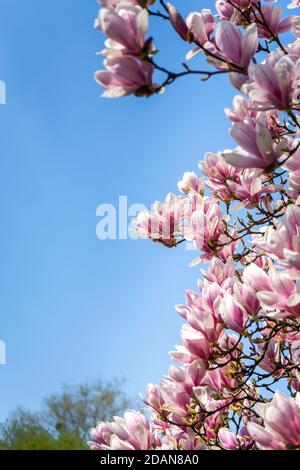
0,0,254,421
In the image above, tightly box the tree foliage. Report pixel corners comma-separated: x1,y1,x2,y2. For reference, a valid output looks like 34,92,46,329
0,379,129,450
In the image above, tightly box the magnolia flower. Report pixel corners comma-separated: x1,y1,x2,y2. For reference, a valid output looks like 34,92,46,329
185,10,215,60
96,5,149,57
287,169,300,198
233,0,260,6
247,391,300,450
200,151,242,201
184,200,228,263
225,95,260,123
166,6,216,59
166,3,189,41
220,292,248,333
218,428,239,450
170,324,212,363
201,257,236,286
176,281,224,342
243,55,300,110
215,0,263,24
205,22,258,71
177,172,204,195
223,121,283,169
292,340,300,367
144,383,165,414
215,0,235,21
155,426,206,450
284,139,300,198
226,169,281,208
254,204,300,273
291,16,300,37
95,56,159,98
98,0,124,7
89,411,151,450
178,430,206,450
203,21,257,89
252,6,292,39
156,361,207,417
132,193,188,246
98,0,155,8
232,279,261,317
243,263,300,319
257,337,283,374
225,95,283,137
217,231,240,263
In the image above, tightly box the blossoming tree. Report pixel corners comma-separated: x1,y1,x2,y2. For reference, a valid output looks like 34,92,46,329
89,0,300,451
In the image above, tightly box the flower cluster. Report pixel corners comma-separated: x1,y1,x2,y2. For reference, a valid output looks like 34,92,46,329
95,1,160,97
91,0,300,451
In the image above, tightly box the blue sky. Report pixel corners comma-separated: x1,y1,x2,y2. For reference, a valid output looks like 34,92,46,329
0,0,272,421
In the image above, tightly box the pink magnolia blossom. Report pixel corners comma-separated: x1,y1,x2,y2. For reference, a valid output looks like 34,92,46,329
205,22,258,71
176,281,225,342
187,9,215,43
243,263,300,319
232,279,261,317
283,139,300,198
291,15,300,36
254,204,300,273
170,324,212,363
193,386,229,418
89,411,151,450
166,6,216,59
96,4,149,57
223,121,283,169
177,172,204,195
147,361,208,419
243,56,300,111
185,10,215,60
166,5,215,57
132,193,187,246
200,151,242,201
252,6,292,39
184,200,229,262
226,169,281,208
157,429,205,450
98,0,125,7
247,391,300,450
98,0,155,8
256,337,283,374
178,430,206,450
156,427,206,450
95,56,159,98
287,169,300,198
288,339,300,390
218,427,239,450
225,95,260,122
215,1,271,27
217,231,240,263
201,256,236,286
225,95,284,138
166,3,189,41
215,0,235,21
144,383,164,414
220,292,248,333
